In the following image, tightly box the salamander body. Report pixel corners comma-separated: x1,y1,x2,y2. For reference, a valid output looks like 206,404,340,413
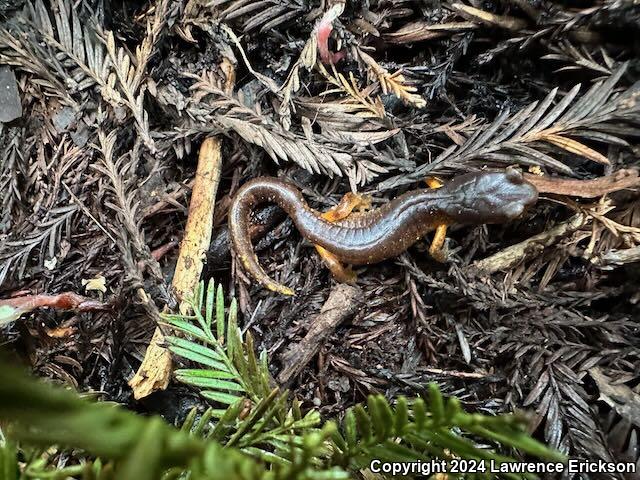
229,167,538,295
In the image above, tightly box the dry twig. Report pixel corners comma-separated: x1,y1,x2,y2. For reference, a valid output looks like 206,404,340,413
278,284,361,385
129,138,223,400
524,170,640,197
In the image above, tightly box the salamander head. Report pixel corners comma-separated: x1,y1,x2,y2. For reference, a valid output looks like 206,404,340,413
444,167,539,224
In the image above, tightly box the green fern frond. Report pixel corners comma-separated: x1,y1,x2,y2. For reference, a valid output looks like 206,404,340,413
0,283,563,479
0,432,18,480
329,388,562,480
165,282,338,469
163,282,256,407
168,282,564,477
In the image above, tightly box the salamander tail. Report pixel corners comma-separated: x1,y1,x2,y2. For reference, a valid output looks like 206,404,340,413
228,179,299,296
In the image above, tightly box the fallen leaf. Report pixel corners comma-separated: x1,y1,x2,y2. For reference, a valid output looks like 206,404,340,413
44,257,57,270
46,326,77,338
590,367,640,426
82,275,107,293
543,133,610,165
0,305,23,325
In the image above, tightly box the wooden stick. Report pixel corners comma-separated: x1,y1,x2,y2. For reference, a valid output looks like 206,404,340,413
472,213,589,273
129,138,222,400
591,245,640,269
524,169,640,198
172,138,222,305
277,284,361,385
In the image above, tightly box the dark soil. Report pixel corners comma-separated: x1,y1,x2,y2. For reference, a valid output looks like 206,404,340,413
1,0,640,473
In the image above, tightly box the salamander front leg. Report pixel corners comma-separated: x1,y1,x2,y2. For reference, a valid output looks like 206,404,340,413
314,192,371,283
425,176,449,263
321,192,372,221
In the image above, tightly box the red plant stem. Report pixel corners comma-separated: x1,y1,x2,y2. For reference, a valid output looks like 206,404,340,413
0,292,108,313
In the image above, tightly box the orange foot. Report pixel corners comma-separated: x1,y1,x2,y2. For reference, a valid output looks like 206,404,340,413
314,191,372,283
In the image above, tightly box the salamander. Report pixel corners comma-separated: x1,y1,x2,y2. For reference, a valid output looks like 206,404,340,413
228,167,538,295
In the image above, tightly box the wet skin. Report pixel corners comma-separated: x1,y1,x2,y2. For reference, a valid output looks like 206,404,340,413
228,167,539,295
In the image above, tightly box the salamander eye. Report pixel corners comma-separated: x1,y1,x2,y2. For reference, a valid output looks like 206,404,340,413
505,166,524,184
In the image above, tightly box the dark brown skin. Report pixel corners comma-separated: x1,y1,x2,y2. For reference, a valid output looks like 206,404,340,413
229,167,538,295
